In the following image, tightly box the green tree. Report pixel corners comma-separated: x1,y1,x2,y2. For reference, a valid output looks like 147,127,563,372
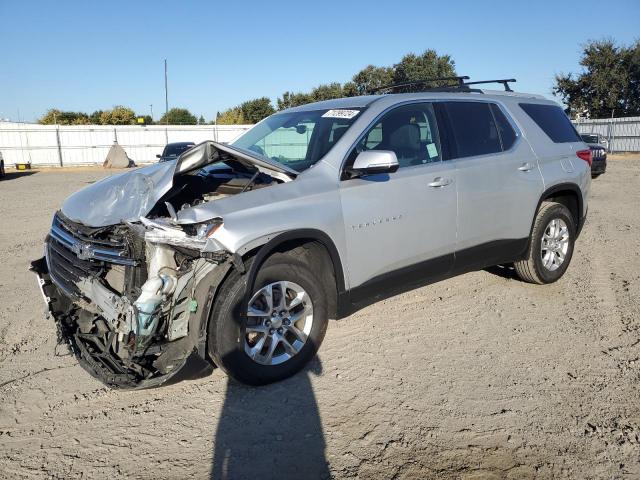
392,50,457,91
346,65,394,96
277,83,345,109
99,106,136,125
198,115,205,124
89,110,104,124
277,91,314,110
240,97,275,123
159,108,198,125
554,39,640,118
276,49,456,107
216,106,245,125
38,109,90,125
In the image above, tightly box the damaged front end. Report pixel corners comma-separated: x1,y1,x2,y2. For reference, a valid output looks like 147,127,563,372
31,212,232,389
30,141,292,389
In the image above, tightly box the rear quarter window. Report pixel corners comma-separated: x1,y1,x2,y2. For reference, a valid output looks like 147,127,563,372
519,103,581,143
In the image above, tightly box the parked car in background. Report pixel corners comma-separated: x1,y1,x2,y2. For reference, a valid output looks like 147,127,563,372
157,141,196,162
580,132,608,150
32,77,591,389
581,134,607,178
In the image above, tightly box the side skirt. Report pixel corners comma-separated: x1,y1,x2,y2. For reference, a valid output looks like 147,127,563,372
338,238,528,318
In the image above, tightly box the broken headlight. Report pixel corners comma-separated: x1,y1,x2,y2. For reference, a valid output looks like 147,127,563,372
195,219,223,240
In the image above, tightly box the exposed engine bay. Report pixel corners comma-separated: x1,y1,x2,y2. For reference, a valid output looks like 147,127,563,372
31,142,290,388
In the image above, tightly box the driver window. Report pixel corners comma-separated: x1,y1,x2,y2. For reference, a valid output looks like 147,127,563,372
352,103,442,169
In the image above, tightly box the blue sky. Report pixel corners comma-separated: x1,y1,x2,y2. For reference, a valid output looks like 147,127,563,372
1,0,638,122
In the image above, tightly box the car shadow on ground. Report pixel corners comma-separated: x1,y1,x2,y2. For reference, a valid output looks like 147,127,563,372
1,170,38,181
211,356,330,480
484,263,520,280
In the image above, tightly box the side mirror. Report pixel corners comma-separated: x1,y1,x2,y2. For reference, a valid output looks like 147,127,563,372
347,150,399,177
156,154,161,158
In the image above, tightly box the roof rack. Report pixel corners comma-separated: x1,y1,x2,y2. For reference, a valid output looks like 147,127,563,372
463,78,517,92
372,76,517,94
372,76,469,94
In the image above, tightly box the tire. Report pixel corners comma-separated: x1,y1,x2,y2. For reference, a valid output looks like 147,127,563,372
591,173,601,179
514,201,576,284
207,249,329,385
0,160,5,178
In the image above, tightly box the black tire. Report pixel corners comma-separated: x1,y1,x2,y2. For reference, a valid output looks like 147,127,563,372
0,160,5,178
207,249,329,385
591,173,601,179
514,201,576,284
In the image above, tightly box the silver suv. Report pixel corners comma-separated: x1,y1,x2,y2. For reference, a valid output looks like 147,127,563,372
32,78,592,388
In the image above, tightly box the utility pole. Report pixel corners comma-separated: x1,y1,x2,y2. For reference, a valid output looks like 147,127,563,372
164,59,169,124
150,104,154,121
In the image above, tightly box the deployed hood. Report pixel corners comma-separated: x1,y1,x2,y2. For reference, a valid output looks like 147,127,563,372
61,141,295,227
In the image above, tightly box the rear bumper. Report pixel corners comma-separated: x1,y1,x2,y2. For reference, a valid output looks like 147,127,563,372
591,157,607,175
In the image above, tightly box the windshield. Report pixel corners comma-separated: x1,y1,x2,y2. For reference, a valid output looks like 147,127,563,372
581,134,599,144
163,143,195,158
231,108,363,172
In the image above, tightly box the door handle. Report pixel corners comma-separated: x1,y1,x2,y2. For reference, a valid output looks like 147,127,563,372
518,162,534,172
428,177,452,188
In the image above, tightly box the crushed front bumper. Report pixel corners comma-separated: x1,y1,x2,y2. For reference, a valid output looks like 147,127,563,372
30,256,218,389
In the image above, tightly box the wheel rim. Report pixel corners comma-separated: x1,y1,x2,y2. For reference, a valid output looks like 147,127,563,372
540,218,570,271
244,281,314,366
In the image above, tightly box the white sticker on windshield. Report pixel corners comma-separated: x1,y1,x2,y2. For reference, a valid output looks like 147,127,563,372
322,109,360,119
427,142,439,158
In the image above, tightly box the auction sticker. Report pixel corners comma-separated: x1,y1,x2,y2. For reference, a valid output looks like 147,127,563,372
322,109,360,119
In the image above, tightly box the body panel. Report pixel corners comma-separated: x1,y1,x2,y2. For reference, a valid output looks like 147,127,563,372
338,161,457,288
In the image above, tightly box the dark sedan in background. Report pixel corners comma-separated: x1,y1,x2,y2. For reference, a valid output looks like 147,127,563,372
581,133,607,178
157,141,196,162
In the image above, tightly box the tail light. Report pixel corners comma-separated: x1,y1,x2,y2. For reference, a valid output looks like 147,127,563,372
576,149,592,167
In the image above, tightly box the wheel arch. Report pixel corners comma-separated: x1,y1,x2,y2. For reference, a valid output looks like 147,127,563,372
242,229,347,319
533,183,584,237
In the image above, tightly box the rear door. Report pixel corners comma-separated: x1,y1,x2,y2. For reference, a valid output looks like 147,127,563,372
443,101,544,267
339,102,457,293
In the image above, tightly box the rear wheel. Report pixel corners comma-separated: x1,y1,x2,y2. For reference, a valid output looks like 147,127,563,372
514,201,576,284
207,250,329,385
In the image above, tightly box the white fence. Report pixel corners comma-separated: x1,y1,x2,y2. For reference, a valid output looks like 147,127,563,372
0,122,252,167
573,116,640,152
2,115,639,168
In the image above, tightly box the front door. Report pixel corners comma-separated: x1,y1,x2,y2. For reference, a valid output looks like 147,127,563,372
339,102,457,295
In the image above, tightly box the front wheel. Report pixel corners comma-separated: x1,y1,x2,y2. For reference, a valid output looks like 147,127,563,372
208,250,329,385
514,201,576,284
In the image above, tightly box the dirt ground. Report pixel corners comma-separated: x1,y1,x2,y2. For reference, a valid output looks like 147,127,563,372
0,158,639,479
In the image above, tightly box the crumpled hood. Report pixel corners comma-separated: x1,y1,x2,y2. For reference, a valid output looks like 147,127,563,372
61,141,296,228
61,161,176,227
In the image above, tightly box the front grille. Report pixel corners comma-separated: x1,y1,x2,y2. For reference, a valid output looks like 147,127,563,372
46,214,137,298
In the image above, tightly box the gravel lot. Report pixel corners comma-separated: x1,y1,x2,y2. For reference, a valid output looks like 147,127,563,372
0,158,639,479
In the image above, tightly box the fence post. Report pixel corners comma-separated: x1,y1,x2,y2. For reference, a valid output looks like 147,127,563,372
55,125,64,167
113,127,118,144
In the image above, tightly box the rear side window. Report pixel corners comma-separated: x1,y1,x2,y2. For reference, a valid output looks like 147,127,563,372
444,102,502,158
519,103,581,143
490,104,517,150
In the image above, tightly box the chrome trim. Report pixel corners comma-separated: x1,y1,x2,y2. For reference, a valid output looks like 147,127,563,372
50,220,137,266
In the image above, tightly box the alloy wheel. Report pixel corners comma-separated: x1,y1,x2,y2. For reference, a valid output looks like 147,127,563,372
540,218,570,271
244,281,314,365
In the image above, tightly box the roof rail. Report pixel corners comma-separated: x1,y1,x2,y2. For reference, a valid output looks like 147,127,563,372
372,76,517,94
